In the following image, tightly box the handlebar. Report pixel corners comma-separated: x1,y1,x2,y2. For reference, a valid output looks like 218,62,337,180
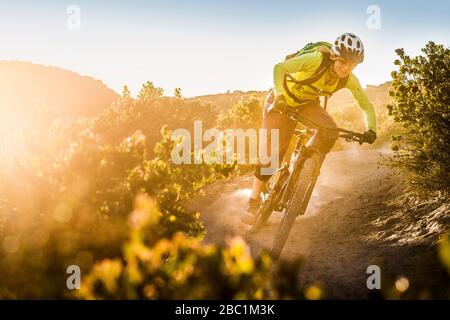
338,131,365,144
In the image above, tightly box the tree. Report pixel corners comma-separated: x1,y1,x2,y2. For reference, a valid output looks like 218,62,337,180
138,81,164,104
122,85,131,99
387,41,450,193
174,87,182,99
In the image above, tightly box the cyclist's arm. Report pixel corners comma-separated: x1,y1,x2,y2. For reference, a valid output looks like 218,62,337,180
345,74,377,132
273,51,322,97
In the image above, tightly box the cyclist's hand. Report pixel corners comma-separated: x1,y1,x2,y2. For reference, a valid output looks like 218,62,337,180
362,129,377,144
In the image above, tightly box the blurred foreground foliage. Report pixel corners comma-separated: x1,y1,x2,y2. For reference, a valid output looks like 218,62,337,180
77,194,304,299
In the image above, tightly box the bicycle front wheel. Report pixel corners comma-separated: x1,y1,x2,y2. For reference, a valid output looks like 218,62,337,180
270,157,317,259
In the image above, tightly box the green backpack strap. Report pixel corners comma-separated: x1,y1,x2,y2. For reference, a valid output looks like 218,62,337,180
282,41,350,105
283,53,332,104
285,41,332,60
283,57,350,105
304,73,349,97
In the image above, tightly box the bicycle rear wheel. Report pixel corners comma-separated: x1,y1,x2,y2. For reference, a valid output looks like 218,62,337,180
270,157,317,259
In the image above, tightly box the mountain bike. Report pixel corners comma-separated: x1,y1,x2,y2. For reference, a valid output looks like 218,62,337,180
246,105,369,260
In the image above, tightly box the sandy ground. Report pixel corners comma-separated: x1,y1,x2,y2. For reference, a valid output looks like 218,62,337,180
189,150,450,299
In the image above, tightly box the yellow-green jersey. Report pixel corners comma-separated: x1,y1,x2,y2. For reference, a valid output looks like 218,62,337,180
273,50,377,132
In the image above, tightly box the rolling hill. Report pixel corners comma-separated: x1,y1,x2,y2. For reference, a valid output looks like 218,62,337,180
0,61,119,120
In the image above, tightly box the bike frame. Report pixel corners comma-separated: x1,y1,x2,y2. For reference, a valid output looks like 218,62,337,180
269,127,320,214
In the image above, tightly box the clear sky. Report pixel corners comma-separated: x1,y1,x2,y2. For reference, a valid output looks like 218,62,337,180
0,0,448,97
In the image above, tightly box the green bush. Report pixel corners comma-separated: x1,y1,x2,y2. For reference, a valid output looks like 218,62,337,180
387,42,450,193
216,97,263,173
93,83,217,159
217,97,263,130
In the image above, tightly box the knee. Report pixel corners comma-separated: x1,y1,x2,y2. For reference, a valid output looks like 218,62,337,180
312,128,339,154
324,128,339,144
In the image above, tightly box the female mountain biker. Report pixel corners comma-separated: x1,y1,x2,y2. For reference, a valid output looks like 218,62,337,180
241,33,377,224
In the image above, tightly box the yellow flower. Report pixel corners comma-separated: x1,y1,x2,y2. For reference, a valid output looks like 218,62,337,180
305,285,323,300
223,237,255,275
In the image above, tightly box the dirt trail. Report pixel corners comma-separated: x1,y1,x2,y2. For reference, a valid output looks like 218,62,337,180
189,150,450,299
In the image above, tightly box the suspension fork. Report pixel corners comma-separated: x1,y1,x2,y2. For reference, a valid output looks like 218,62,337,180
259,130,304,210
296,152,325,215
277,128,327,211
304,125,329,171
295,128,329,215
277,141,309,211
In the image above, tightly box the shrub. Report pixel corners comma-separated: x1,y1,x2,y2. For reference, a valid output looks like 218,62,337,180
387,42,450,193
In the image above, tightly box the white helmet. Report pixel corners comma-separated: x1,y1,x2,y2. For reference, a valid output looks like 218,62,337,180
331,33,364,63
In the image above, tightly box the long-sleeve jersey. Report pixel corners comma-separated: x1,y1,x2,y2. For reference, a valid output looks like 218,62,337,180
273,50,377,132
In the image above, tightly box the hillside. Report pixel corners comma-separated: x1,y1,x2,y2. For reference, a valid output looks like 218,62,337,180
0,61,119,119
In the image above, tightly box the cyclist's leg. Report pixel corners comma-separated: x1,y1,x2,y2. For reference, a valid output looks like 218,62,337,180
251,91,296,198
243,104,295,223
244,91,296,223
295,102,339,157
